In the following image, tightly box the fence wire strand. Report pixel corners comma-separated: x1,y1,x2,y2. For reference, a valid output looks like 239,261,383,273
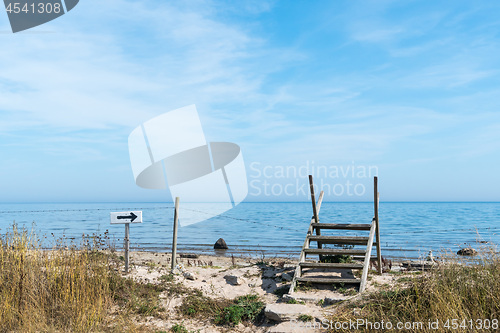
1,205,499,236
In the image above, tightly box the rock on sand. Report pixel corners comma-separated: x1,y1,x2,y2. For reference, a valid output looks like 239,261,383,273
214,238,228,249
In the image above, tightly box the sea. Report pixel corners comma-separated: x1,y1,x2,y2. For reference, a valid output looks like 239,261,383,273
1,202,499,260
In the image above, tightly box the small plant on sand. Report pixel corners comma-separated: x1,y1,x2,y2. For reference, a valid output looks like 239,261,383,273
298,314,313,322
170,322,194,333
286,298,305,304
214,294,265,326
256,250,267,265
145,261,158,272
295,281,313,292
159,273,175,282
335,285,358,296
255,260,269,267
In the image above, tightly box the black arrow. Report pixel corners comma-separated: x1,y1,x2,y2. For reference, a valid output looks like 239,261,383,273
117,212,138,222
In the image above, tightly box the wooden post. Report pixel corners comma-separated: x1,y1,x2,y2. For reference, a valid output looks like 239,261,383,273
309,175,319,224
124,223,130,273
374,177,382,274
171,197,180,272
309,175,323,257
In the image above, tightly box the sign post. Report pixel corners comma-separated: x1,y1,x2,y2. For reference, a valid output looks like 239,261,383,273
110,211,143,273
171,197,180,272
124,223,130,272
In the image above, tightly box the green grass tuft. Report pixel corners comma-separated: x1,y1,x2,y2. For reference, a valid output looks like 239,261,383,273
214,294,265,326
298,314,313,322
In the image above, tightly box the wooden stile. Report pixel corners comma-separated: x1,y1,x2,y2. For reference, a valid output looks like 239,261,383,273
289,176,382,296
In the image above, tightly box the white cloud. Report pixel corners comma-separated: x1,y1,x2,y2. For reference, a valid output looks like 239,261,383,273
1,0,500,201
0,0,297,133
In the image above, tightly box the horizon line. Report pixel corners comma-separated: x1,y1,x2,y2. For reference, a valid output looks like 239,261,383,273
1,201,500,204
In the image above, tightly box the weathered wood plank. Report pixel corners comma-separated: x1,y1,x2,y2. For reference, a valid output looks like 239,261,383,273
359,219,377,293
307,235,369,245
311,223,371,230
303,248,365,255
299,262,364,269
297,277,361,284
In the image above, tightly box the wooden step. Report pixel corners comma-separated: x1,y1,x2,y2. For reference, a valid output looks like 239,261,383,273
299,262,364,269
303,248,365,255
297,277,361,284
311,223,371,230
308,235,369,245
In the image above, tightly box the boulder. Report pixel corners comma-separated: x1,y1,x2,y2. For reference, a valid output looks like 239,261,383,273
263,269,277,278
214,238,228,249
264,303,310,322
224,275,246,285
183,271,196,280
281,272,293,281
457,248,477,256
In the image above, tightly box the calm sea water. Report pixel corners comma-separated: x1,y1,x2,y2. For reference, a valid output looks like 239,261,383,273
1,202,499,260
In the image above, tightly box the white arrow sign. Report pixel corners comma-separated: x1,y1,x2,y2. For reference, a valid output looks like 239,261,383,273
110,211,142,224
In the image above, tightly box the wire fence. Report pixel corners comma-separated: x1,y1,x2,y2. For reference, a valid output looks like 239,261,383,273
1,203,497,261
2,205,500,236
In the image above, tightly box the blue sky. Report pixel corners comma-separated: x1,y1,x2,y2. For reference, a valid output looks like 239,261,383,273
1,0,500,203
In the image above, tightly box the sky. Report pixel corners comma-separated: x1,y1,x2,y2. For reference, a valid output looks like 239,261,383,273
1,0,500,203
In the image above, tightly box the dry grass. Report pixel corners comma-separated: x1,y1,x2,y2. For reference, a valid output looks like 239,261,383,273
0,224,157,332
0,224,266,332
328,247,500,332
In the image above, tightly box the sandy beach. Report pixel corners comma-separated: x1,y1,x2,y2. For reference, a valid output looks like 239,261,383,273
1,224,497,333
118,250,401,332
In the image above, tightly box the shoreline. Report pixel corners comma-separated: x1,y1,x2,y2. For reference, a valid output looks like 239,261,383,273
123,245,465,262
